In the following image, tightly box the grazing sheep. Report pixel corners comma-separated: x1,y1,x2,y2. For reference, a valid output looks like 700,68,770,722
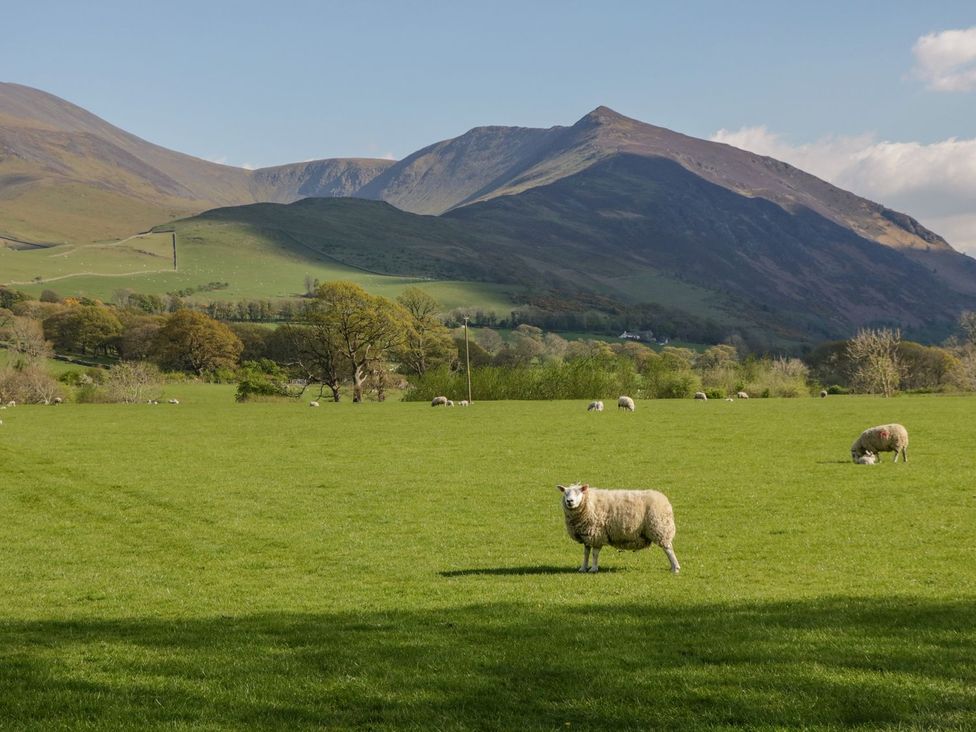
431,396,449,407
587,400,604,412
694,391,707,400
446,400,455,407
309,401,320,407
459,400,470,407
168,398,180,405
820,390,828,398
53,397,63,405
736,391,749,399
558,483,679,573
851,423,909,463
6,401,15,407
617,396,635,412
855,451,878,465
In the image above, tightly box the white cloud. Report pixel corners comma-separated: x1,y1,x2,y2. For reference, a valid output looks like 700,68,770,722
912,26,976,91
710,126,976,254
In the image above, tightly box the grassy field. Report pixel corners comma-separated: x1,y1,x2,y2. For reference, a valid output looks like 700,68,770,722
1,391,975,729
1,224,520,313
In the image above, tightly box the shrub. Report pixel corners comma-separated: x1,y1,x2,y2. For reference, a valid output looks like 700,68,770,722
236,360,290,402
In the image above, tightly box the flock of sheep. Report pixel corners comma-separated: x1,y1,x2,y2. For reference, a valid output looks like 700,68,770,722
560,395,910,574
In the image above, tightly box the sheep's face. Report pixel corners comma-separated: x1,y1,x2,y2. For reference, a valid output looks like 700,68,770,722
558,483,588,510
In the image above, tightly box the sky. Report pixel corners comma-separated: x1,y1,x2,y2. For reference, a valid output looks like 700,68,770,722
3,1,975,251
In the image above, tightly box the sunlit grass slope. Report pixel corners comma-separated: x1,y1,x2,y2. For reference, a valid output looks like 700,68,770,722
1,393,974,728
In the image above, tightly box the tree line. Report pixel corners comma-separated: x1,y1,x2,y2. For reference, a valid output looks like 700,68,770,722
3,282,976,404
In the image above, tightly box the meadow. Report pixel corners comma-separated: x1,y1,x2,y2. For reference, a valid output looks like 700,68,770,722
1,391,975,729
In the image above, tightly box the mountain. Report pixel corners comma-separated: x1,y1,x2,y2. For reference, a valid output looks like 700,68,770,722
0,83,391,244
4,84,975,342
163,154,975,343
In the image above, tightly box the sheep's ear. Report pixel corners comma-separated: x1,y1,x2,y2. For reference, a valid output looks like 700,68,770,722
557,485,566,493
581,484,589,492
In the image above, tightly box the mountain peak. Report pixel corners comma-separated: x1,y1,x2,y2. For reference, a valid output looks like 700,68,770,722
577,106,632,127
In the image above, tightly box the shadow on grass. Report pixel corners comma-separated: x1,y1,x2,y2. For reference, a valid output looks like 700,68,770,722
439,565,622,576
2,596,975,729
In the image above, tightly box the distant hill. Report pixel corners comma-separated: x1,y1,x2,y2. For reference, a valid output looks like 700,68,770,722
0,83,390,244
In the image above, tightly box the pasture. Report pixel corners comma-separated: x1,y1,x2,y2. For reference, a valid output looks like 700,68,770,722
1,392,975,729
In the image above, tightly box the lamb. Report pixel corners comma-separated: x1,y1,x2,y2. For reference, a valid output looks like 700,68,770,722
459,400,470,407
587,400,604,412
617,396,635,412
558,483,679,573
446,400,455,407
736,391,749,399
168,398,180,405
851,423,909,463
309,401,320,407
694,391,707,400
6,401,15,407
855,451,878,465
820,390,828,398
431,396,449,407
53,397,63,405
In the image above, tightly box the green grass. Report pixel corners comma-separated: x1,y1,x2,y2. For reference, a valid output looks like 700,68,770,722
2,223,520,313
1,392,975,729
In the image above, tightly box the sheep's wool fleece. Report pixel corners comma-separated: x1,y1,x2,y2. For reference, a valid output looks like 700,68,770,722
851,423,909,457
563,487,676,550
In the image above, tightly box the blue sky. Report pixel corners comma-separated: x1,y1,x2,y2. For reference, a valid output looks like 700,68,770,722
4,1,976,249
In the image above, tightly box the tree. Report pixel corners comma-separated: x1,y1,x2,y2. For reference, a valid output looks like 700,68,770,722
104,362,162,403
394,287,455,376
960,310,976,347
43,306,123,355
152,310,243,375
310,282,409,402
271,323,347,402
847,328,901,397
2,316,52,364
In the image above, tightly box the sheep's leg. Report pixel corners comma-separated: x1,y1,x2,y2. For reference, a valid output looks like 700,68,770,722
902,446,908,463
664,544,680,574
579,545,590,573
588,547,601,573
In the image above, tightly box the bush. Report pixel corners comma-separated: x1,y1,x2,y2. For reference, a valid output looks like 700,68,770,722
103,362,162,403
236,360,290,401
704,387,726,400
0,363,63,404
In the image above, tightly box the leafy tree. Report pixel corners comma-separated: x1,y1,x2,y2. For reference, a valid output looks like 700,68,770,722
152,310,243,375
394,288,455,376
43,306,123,355
310,282,409,402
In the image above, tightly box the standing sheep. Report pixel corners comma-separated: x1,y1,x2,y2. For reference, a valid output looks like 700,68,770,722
694,391,707,400
851,424,909,463
736,391,749,399
587,400,604,412
558,483,680,573
617,396,635,412
431,396,449,407
459,400,470,407
820,390,828,398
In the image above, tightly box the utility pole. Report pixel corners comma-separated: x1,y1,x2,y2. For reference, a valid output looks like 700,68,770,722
171,232,177,271
463,316,473,404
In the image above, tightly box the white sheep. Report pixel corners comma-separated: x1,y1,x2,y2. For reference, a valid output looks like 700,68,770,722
820,390,828,398
431,396,449,407
694,391,707,400
558,483,679,573
617,396,635,412
851,423,909,463
587,400,604,412
168,398,180,405
855,451,878,465
736,391,749,399
459,400,470,407
309,400,320,407
53,397,63,405
446,400,455,407
6,401,15,407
